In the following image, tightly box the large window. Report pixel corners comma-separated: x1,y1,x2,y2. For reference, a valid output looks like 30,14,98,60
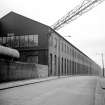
20,36,25,47
54,37,57,49
3,37,6,45
6,36,11,46
33,35,38,46
28,35,34,47
62,42,63,52
54,55,57,75
0,34,38,48
50,53,52,76
0,37,2,45
24,35,29,47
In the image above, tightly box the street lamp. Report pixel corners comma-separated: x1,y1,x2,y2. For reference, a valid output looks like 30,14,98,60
64,35,71,37
101,53,104,77
96,53,105,77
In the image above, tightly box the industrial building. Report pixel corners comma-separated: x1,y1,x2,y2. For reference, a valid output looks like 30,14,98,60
0,12,101,78
0,12,49,65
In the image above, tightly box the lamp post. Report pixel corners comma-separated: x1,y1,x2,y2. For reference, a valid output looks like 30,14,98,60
96,53,105,77
64,35,71,38
101,53,104,77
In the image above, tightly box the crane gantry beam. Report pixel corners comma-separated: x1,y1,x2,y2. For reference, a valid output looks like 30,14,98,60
51,0,105,31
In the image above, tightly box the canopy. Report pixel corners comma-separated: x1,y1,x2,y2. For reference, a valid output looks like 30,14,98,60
0,45,20,58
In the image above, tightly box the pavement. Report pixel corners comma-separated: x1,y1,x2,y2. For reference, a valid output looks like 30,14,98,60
0,76,58,90
99,77,105,89
95,77,105,105
0,76,104,105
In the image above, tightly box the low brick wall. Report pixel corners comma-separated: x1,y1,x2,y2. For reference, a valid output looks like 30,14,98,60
0,60,48,83
0,60,38,82
0,60,8,82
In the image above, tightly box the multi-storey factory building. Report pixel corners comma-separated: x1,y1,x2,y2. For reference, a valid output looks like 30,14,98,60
0,12,101,77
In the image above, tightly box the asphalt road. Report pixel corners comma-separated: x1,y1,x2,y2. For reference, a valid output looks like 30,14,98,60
0,76,104,105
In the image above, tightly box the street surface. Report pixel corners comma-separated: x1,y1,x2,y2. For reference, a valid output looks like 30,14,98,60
0,76,105,105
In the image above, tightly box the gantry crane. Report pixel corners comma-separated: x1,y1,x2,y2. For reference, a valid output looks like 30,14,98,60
51,0,105,31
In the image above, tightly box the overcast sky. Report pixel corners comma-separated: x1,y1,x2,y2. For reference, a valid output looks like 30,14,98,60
0,0,105,67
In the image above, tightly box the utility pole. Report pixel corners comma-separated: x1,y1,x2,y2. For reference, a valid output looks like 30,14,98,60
101,53,104,77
